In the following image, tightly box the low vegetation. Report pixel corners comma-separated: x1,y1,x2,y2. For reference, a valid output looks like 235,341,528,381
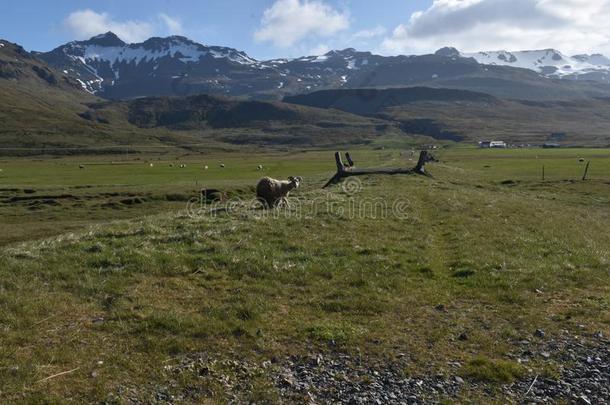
0,148,608,402
460,357,526,383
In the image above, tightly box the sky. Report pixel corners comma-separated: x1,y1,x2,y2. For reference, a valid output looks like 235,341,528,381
2,0,610,59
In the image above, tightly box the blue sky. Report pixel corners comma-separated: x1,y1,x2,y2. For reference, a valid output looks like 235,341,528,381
2,0,610,59
1,0,427,58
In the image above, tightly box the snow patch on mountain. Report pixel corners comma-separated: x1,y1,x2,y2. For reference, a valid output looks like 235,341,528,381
65,37,256,67
461,49,610,78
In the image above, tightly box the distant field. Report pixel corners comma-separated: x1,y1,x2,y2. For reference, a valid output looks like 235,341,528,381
0,147,608,402
1,147,606,187
0,147,608,246
438,147,610,180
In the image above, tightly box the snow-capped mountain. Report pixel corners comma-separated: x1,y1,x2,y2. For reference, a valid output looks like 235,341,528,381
37,34,399,99
265,49,385,89
34,33,610,100
458,48,610,81
36,32,276,97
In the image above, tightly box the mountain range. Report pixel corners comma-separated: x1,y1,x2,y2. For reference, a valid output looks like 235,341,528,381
33,32,610,101
2,33,610,153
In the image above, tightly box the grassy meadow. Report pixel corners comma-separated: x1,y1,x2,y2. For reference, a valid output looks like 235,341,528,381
0,147,608,402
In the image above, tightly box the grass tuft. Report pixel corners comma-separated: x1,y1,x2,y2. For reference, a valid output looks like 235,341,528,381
461,356,526,383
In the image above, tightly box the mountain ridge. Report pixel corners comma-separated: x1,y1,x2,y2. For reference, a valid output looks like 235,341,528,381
458,48,610,82
32,32,610,101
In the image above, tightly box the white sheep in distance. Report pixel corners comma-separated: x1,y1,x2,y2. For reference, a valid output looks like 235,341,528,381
257,165,263,171
256,176,302,208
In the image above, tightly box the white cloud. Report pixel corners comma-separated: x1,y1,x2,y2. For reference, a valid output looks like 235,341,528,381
254,0,349,47
63,10,185,43
381,0,610,55
309,43,331,55
63,9,154,43
352,26,387,40
158,13,183,35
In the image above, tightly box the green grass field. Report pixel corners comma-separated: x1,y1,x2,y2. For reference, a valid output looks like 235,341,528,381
0,148,608,402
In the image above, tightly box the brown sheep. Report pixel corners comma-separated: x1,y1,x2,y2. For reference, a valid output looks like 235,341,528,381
256,176,302,208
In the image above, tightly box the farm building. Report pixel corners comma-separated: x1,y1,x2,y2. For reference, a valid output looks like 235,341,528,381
490,141,507,148
479,140,507,148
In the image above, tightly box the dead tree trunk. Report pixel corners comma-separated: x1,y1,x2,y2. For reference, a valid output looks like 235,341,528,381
345,152,354,168
323,150,431,188
582,161,590,180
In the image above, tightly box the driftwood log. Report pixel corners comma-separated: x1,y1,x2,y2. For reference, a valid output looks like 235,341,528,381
322,151,431,188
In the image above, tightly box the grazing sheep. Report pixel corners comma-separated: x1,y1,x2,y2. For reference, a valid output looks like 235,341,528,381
579,158,585,162
257,165,263,171
149,163,154,167
180,164,186,168
256,176,302,208
79,165,85,169
204,165,209,170
220,164,225,168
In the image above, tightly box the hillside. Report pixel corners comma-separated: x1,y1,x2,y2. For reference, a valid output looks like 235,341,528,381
0,39,98,150
284,87,497,115
0,39,204,154
382,98,610,146
285,87,610,146
88,94,399,147
0,41,402,153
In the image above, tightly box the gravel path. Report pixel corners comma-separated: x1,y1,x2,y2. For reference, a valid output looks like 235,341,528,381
110,332,609,404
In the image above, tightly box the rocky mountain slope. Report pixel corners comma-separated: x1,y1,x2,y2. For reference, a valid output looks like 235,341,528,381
34,32,278,99
0,39,86,93
285,87,610,146
35,33,610,101
284,87,497,115
86,94,396,147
